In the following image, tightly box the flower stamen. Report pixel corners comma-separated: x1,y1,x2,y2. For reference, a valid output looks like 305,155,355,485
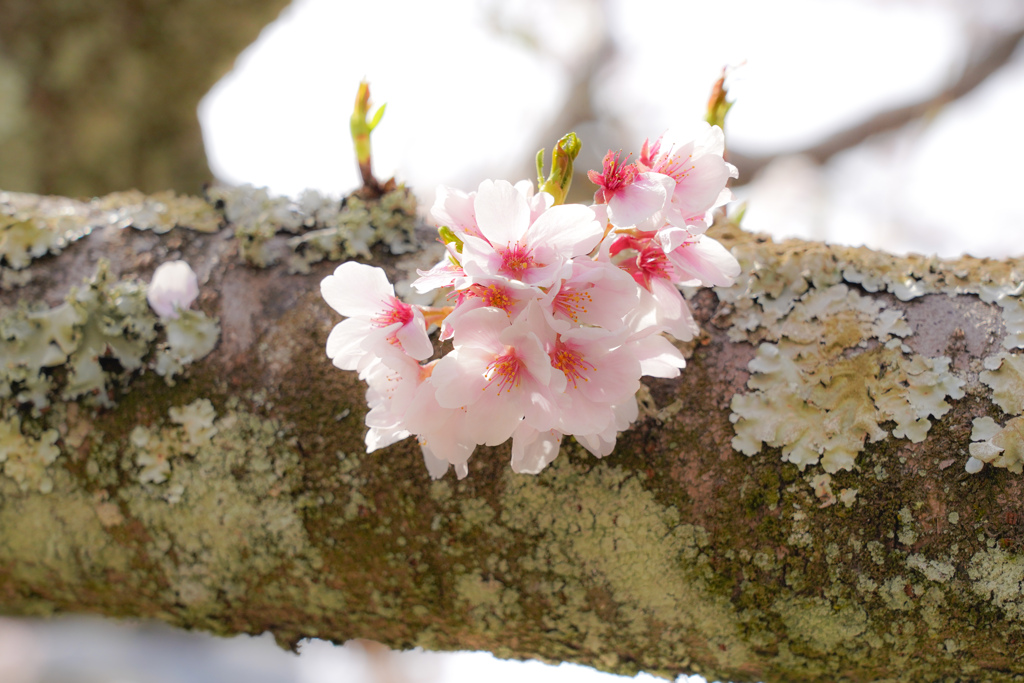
469,283,515,313
550,342,596,390
552,285,593,323
484,350,524,395
499,243,536,278
370,298,415,328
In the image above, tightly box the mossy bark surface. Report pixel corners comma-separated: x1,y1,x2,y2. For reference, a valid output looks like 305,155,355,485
1,188,1023,683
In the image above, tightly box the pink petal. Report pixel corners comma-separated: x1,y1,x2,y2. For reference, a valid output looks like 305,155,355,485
669,236,741,287
474,179,531,246
511,424,563,474
607,172,674,227
528,204,603,257
321,262,395,317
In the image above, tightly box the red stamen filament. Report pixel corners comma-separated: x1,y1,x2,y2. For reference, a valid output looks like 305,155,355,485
370,298,414,328
500,243,535,278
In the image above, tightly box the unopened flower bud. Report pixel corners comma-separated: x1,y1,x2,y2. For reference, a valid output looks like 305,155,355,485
536,132,581,205
704,67,735,131
148,260,199,319
438,225,464,253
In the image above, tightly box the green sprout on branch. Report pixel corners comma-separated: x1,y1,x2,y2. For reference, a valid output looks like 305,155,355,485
350,81,389,197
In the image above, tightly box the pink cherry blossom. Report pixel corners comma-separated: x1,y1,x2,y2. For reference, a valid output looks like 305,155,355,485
549,326,641,436
459,179,602,288
323,123,742,480
658,228,741,287
431,303,566,446
542,256,641,333
639,124,737,231
573,398,639,459
363,353,432,452
430,184,481,240
411,254,464,294
588,150,674,228
440,276,538,340
321,262,433,374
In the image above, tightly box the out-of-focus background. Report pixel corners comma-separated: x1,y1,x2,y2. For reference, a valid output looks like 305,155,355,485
1,0,1022,681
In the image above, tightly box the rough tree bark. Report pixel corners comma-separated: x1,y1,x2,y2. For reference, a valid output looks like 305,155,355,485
0,186,1023,683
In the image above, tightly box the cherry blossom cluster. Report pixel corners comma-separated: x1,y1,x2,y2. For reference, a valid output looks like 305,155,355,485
321,123,741,479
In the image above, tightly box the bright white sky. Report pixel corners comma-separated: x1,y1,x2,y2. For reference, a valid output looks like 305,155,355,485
196,1,1024,681
202,0,1024,261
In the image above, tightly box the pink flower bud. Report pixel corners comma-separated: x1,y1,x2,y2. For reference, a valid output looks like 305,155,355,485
148,260,199,319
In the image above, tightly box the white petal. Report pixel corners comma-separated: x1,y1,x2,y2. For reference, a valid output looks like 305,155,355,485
321,262,394,317
395,310,434,361
511,424,562,474
326,319,374,370
607,173,674,227
474,179,531,245
632,331,687,378
529,204,603,256
421,445,452,479
366,426,411,453
669,236,741,287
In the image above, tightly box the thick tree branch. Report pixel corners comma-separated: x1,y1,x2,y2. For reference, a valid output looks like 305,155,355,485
729,26,1024,184
1,188,1023,683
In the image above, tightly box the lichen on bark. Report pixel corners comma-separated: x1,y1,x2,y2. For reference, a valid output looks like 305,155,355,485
0,189,1022,683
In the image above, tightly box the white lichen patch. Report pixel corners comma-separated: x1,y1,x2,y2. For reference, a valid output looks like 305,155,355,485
0,212,61,270
809,473,836,507
130,400,220,491
94,189,221,234
979,352,1024,416
897,507,919,546
966,415,1024,474
968,547,1024,621
0,262,219,411
874,353,966,443
206,184,417,269
775,596,868,652
978,281,1024,350
714,228,1024,481
168,399,219,451
153,309,220,384
0,262,158,410
0,413,60,493
906,554,955,583
719,244,972,474
0,300,82,409
286,189,419,272
731,337,964,473
0,189,219,276
62,264,159,406
0,193,90,273
131,425,170,484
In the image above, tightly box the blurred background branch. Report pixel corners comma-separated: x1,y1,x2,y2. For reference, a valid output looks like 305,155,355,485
0,0,291,196
727,23,1024,185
